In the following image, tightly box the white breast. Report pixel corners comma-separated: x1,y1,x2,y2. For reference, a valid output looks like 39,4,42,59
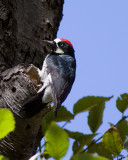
37,59,52,103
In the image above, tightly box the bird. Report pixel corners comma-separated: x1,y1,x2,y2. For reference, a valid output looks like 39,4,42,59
21,38,76,118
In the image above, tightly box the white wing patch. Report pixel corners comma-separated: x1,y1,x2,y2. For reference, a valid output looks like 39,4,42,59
41,73,52,103
38,72,52,103
48,73,52,84
38,59,47,80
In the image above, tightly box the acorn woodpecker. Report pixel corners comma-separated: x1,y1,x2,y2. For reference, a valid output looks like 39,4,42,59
22,38,76,118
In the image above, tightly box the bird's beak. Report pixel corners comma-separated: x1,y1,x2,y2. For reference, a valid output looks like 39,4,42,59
42,40,55,46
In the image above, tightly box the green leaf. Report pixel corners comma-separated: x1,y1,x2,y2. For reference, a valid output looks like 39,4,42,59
73,97,97,115
88,142,113,160
45,122,69,159
116,93,128,113
42,111,55,134
0,155,9,160
116,119,128,142
88,96,112,133
65,129,97,144
0,108,15,139
70,152,109,160
65,129,85,139
65,129,97,154
72,134,97,154
42,151,51,159
42,106,74,134
56,106,74,122
102,127,124,155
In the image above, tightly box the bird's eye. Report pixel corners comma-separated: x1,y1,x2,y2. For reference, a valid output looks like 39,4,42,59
58,42,64,48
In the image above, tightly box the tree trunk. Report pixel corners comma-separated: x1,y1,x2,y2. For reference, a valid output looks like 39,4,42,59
0,0,64,159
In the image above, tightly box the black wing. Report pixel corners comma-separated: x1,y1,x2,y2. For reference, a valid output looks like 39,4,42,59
46,55,76,115
20,89,48,118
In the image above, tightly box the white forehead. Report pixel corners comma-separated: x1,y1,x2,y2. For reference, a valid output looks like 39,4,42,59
54,39,61,44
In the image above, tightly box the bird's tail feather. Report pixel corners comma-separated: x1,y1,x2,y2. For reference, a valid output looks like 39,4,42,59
20,90,48,118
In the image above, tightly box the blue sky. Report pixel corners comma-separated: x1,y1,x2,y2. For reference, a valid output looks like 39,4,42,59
57,0,128,159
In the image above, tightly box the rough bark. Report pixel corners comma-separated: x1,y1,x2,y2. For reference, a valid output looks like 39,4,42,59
0,0,64,159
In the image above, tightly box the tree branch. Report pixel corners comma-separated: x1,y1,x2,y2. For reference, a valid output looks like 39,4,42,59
0,0,64,159
0,65,49,160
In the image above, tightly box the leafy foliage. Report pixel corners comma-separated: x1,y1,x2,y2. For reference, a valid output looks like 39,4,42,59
65,129,97,154
0,108,15,160
42,106,74,134
45,122,69,159
102,126,124,155
116,119,128,142
70,152,109,160
116,93,128,113
33,94,128,160
88,96,113,133
87,142,113,159
0,108,15,139
73,97,97,115
0,156,9,160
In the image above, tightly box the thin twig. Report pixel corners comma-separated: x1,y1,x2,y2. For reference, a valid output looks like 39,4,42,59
61,121,69,128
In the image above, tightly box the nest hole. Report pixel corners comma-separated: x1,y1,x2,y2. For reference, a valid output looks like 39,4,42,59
12,87,16,92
